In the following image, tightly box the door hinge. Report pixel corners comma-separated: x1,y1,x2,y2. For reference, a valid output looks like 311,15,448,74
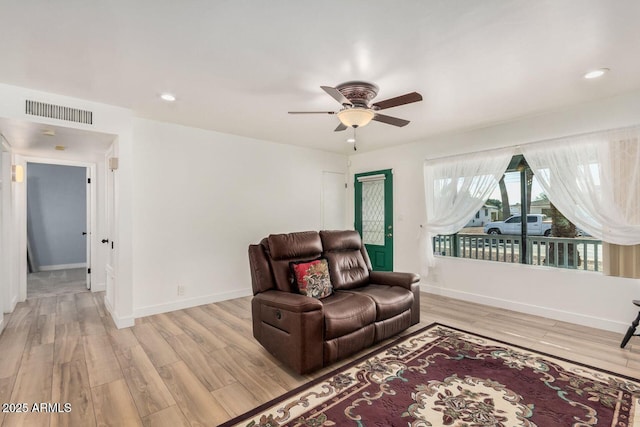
87,178,91,184
344,183,347,189
88,268,91,274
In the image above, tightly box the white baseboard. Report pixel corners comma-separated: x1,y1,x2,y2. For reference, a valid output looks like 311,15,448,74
133,288,253,319
38,263,86,271
90,281,106,292
112,314,135,329
9,294,18,312
421,283,629,334
103,295,135,329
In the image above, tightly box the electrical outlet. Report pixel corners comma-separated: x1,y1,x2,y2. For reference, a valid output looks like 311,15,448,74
177,285,185,296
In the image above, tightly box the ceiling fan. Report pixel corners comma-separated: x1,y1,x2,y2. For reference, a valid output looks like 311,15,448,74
288,81,423,132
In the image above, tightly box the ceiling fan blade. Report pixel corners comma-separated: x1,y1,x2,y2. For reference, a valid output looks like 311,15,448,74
288,111,336,114
372,113,410,127
334,123,348,132
321,86,353,106
371,92,422,110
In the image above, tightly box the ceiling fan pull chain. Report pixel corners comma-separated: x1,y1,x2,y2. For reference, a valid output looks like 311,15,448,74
353,127,357,151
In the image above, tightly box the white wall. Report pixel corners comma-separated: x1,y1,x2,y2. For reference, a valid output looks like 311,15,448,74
132,118,347,317
348,89,640,333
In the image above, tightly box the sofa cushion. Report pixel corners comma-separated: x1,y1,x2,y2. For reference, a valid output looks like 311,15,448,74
290,258,333,299
268,231,322,260
320,230,362,251
322,291,376,340
349,284,414,321
320,230,370,290
265,232,323,292
324,251,369,290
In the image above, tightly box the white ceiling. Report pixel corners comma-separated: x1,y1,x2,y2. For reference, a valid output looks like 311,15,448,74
1,1,640,154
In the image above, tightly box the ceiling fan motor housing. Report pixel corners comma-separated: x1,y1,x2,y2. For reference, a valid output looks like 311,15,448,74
335,81,379,108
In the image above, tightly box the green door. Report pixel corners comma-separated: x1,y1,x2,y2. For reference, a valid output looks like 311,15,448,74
354,169,393,271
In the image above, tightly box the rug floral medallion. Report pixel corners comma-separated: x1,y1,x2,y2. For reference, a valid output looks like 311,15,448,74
221,323,640,427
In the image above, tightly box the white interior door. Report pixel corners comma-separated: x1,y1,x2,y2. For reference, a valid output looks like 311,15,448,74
85,167,91,289
104,152,117,311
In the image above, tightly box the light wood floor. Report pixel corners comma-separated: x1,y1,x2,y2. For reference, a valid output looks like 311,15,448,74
27,268,88,299
1,290,640,426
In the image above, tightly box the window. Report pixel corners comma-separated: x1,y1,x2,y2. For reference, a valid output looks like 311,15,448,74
433,155,603,272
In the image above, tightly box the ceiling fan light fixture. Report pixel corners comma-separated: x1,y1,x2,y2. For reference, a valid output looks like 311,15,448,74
337,107,375,128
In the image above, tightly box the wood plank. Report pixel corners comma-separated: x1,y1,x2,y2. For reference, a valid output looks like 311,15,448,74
114,345,176,417
168,310,227,353
26,313,57,350
211,382,262,418
35,296,58,315
0,376,16,427
55,321,82,339
0,327,30,378
82,334,123,387
107,325,140,351
157,361,230,426
5,343,54,427
78,306,107,336
54,336,85,366
92,292,108,318
74,292,96,309
92,379,143,427
148,313,184,339
55,298,79,325
50,359,96,427
210,345,291,402
141,405,190,427
165,333,235,391
132,323,180,368
4,305,34,331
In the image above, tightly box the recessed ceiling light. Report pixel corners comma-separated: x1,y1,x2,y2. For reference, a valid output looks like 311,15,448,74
346,138,356,143
42,129,56,136
160,93,176,102
584,68,609,79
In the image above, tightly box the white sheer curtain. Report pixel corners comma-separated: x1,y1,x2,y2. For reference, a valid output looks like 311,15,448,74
422,147,514,268
522,126,640,245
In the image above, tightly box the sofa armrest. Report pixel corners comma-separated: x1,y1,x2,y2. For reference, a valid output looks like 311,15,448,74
369,271,420,290
251,290,325,374
253,290,323,313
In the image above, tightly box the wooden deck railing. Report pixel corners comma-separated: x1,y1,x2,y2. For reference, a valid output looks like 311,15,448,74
433,233,603,272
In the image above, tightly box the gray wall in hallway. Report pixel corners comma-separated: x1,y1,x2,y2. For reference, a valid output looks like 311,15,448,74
27,163,86,268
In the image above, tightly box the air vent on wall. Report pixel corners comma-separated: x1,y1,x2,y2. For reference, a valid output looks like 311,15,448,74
25,100,93,125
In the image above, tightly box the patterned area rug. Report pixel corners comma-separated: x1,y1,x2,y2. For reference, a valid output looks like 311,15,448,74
220,323,640,427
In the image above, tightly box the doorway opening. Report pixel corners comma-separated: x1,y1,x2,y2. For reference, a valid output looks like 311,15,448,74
26,161,92,299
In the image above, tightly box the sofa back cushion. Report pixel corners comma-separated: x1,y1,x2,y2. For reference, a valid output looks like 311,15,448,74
320,230,370,290
265,231,323,292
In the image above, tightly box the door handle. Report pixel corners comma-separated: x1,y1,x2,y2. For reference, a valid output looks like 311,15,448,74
82,232,87,236
101,239,109,244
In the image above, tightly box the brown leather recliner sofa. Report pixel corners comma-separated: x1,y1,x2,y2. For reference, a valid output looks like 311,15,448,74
248,229,420,374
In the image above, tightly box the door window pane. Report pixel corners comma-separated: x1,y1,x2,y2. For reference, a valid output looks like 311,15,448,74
362,179,385,245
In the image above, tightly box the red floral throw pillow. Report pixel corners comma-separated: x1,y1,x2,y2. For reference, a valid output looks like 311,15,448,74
290,258,333,299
